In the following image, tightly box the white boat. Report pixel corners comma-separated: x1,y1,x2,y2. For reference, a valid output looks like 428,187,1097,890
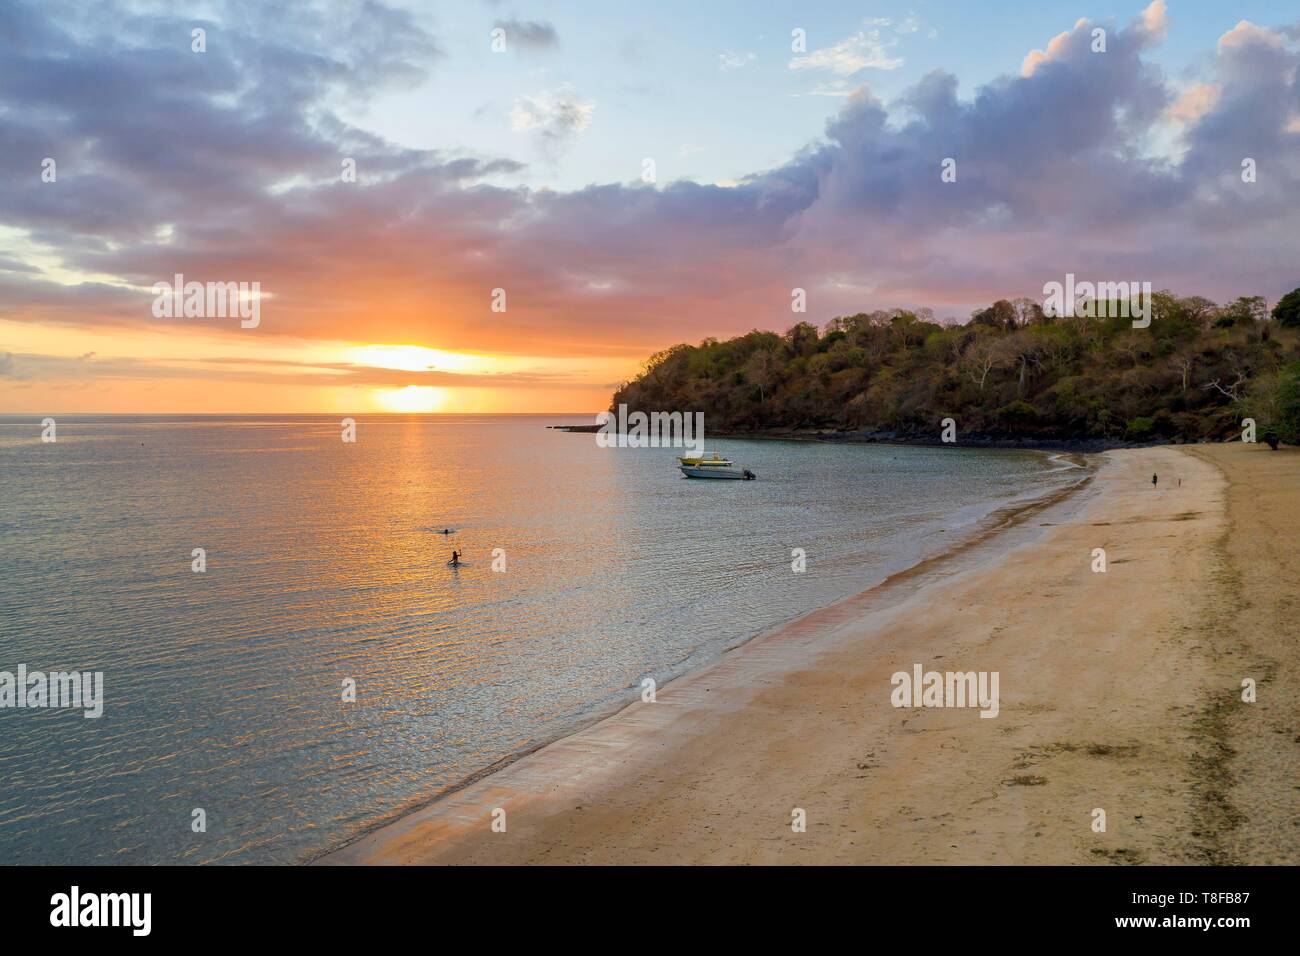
677,452,732,467
680,463,756,480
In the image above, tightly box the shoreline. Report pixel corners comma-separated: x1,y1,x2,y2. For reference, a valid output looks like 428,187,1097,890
315,448,1103,865
549,422,1214,453
318,443,1296,866
309,445,1096,865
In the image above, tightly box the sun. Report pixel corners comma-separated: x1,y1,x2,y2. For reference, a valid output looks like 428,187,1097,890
376,385,447,413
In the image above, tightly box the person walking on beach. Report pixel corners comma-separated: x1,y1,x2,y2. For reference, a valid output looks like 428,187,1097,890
1152,473,1158,489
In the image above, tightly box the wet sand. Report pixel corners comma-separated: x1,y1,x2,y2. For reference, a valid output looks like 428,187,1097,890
319,444,1297,865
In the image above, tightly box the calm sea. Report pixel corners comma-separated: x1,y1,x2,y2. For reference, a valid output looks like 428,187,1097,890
0,414,1078,864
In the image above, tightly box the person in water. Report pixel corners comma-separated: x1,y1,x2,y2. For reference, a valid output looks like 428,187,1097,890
450,550,460,565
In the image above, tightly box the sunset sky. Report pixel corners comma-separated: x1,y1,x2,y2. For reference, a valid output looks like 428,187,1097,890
2,0,1298,413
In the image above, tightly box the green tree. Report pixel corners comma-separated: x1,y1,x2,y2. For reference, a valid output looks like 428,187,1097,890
1270,362,1300,443
609,289,1300,443
1272,288,1300,328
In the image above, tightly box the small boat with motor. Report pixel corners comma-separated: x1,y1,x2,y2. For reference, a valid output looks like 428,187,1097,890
680,462,756,480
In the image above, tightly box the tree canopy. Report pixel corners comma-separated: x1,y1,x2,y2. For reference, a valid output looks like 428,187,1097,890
613,289,1300,445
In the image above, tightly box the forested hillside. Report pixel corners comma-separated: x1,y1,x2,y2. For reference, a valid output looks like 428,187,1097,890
613,289,1300,446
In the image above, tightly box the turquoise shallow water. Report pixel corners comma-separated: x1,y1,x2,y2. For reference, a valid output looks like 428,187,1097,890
0,414,1076,864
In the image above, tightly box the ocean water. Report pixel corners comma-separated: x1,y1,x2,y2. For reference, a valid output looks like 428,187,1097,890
0,414,1078,864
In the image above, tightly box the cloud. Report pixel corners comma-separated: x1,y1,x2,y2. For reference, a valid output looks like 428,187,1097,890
2,0,1299,373
1024,2,1167,77
493,18,559,52
1142,0,1170,39
0,253,39,273
0,351,580,388
1164,83,1220,125
1218,19,1285,53
509,89,595,158
1021,21,1085,77
718,51,756,71
805,82,864,98
790,23,903,75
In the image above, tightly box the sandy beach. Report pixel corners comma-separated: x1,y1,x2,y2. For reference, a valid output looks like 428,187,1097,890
320,443,1298,866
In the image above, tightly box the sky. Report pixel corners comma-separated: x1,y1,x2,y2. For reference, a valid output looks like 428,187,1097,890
1,0,1299,413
